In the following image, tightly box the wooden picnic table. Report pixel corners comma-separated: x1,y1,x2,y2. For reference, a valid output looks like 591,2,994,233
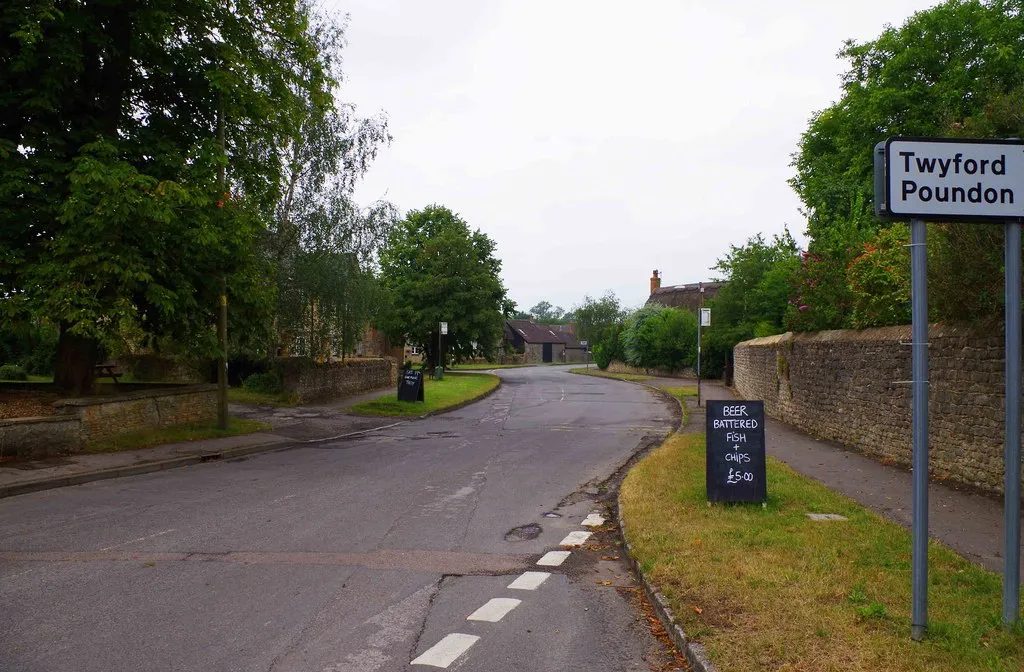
94,361,122,382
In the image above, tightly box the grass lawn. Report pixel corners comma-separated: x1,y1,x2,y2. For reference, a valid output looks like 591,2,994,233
0,375,53,383
85,418,270,453
450,362,531,370
620,432,1024,671
348,372,499,416
568,367,654,381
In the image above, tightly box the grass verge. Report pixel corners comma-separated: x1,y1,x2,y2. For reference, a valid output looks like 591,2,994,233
84,418,270,454
620,431,1024,672
569,367,654,381
450,363,532,370
348,373,499,416
227,387,298,407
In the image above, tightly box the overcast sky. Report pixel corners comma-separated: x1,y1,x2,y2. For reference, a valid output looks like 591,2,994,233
332,0,939,313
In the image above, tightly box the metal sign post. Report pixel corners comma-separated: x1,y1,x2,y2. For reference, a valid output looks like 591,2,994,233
875,136,1024,636
697,284,705,406
1005,221,1021,627
909,218,929,641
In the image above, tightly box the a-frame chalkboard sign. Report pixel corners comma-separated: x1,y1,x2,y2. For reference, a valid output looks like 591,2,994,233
705,400,767,503
398,369,425,402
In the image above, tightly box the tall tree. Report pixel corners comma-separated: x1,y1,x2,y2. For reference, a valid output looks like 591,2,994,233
790,0,1024,329
379,205,511,369
572,292,624,345
0,0,337,393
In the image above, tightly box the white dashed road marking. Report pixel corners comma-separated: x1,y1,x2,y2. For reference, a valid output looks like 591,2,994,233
466,597,521,622
559,531,592,547
536,550,571,566
582,513,605,527
507,571,551,590
411,633,480,668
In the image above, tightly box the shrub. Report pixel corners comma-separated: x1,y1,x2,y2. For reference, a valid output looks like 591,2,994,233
242,371,282,394
0,364,29,381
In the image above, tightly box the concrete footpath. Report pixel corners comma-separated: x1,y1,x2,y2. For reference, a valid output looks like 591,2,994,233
694,379,1023,580
0,386,401,499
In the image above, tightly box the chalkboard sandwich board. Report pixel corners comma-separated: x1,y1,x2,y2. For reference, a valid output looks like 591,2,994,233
398,369,425,402
706,400,767,503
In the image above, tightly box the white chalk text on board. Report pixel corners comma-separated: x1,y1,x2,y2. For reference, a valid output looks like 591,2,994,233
706,400,767,503
886,137,1024,220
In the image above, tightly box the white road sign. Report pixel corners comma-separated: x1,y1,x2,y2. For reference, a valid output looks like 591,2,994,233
700,308,711,327
886,137,1024,221
439,322,448,335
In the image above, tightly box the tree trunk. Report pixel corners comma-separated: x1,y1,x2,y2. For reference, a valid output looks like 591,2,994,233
53,325,100,396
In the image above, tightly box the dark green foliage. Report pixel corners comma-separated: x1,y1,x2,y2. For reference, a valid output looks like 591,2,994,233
572,292,625,346
1,0,338,392
0,320,58,375
620,306,697,372
593,322,625,370
379,205,511,369
242,372,282,395
0,364,28,381
791,0,1024,328
704,229,800,375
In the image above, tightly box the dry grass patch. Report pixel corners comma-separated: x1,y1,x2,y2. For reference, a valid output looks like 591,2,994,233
621,431,1024,672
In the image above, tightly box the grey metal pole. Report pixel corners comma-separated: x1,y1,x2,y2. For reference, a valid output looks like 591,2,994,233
1004,221,1021,628
697,282,703,407
910,218,929,641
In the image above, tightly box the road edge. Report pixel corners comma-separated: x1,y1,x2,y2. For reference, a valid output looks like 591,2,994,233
0,420,410,499
594,372,720,672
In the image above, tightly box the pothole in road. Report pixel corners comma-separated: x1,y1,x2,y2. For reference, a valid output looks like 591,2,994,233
504,523,542,541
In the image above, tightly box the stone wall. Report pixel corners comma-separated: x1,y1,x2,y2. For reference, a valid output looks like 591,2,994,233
57,384,218,445
0,416,81,459
278,358,396,403
733,323,1012,496
1,385,217,457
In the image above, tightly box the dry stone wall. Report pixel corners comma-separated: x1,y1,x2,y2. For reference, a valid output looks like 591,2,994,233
279,358,396,403
733,323,1011,497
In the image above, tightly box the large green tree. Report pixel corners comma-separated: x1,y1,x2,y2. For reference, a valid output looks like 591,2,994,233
791,0,1024,329
572,291,624,345
379,205,511,369
703,229,801,376
1,0,336,393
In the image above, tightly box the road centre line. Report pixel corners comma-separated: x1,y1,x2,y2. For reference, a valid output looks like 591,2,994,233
536,550,571,566
507,571,551,590
559,531,592,547
99,528,176,551
466,597,521,622
411,633,480,668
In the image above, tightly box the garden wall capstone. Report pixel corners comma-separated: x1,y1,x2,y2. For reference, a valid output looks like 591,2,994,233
733,323,1013,497
278,358,396,403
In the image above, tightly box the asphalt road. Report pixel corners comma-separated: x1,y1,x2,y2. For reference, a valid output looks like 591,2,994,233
0,366,681,672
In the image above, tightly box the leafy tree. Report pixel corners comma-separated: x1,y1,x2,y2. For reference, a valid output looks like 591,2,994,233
790,0,1024,329
619,306,697,372
528,301,568,323
1,1,339,393
702,229,800,377
572,292,625,345
379,205,511,369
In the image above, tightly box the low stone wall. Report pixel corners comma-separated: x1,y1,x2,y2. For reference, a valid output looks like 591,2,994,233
56,384,218,445
278,358,397,403
733,323,1012,497
1,384,217,457
0,416,81,459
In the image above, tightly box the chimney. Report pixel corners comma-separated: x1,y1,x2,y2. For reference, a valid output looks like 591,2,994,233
650,270,661,295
